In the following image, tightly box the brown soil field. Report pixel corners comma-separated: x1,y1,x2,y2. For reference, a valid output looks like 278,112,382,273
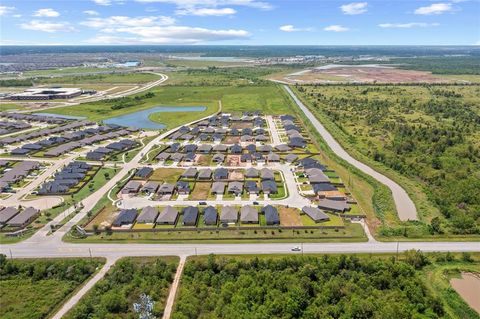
281,65,451,84
278,206,302,226
190,182,211,200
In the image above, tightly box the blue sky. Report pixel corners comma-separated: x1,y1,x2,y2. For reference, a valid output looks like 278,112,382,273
0,0,479,45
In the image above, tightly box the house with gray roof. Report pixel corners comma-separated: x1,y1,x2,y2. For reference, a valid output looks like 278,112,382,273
240,205,258,224
157,206,178,225
197,144,212,153
182,206,198,226
262,205,280,225
181,167,198,179
245,180,260,194
275,144,291,152
211,181,227,194
284,154,298,163
198,168,212,180
260,168,274,180
214,168,228,180
228,181,243,195
136,206,158,224
245,167,259,178
203,206,218,225
141,181,160,194
261,180,278,194
213,144,228,152
158,183,175,195
220,206,238,224
0,207,20,226
212,153,225,164
7,207,40,228
317,199,350,213
302,206,330,223
121,180,142,194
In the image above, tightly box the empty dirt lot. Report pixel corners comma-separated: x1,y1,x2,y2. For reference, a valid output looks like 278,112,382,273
279,64,451,84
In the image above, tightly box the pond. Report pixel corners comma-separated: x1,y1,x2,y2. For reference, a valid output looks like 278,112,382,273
450,272,480,313
103,106,207,129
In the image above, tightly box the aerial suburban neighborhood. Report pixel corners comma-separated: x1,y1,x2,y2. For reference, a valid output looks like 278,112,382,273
0,0,479,318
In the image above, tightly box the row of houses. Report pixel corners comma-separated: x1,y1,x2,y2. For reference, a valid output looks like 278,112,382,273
0,112,70,125
86,139,138,161
0,206,40,228
195,113,265,128
10,125,134,157
180,167,276,181
0,161,40,191
38,161,92,194
0,120,32,135
112,204,280,228
280,115,307,149
0,120,91,146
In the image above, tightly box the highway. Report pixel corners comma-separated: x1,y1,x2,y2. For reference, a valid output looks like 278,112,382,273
283,85,419,221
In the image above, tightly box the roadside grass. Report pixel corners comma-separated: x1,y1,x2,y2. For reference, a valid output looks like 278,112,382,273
149,102,218,130
64,221,366,243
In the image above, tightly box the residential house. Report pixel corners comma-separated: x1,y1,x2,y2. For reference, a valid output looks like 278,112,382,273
262,205,280,225
136,206,158,224
157,206,178,225
182,206,198,226
302,206,330,223
240,205,258,224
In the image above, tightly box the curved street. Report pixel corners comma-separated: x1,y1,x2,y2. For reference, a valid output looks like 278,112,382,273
283,85,418,221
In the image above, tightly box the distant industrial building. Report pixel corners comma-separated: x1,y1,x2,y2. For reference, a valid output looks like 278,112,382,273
9,88,83,100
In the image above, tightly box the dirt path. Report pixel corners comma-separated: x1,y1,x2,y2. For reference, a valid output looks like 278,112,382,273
162,256,186,319
51,257,118,319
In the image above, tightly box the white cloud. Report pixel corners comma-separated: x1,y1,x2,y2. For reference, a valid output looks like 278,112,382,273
279,25,312,32
13,14,22,18
93,0,113,5
20,20,75,32
85,25,249,44
176,7,236,15
33,8,60,17
81,15,175,28
414,3,453,15
0,6,15,16
340,2,367,15
324,25,349,32
379,22,440,28
83,10,100,16
134,0,273,10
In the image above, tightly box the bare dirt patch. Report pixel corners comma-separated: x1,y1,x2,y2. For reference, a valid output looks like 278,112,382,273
450,272,480,314
224,136,240,144
278,206,302,226
229,169,244,180
281,65,450,84
226,155,241,167
231,122,252,129
190,182,211,200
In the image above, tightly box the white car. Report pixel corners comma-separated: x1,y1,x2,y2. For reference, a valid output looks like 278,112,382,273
291,246,301,251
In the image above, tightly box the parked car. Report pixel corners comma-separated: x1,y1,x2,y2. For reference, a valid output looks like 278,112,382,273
291,246,301,252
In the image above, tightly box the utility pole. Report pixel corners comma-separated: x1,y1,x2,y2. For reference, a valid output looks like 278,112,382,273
396,242,399,262
195,247,198,256
9,249,12,259
89,248,92,258
301,243,304,256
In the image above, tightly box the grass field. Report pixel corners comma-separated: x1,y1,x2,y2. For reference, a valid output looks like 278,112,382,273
149,168,184,183
0,258,104,319
38,85,292,124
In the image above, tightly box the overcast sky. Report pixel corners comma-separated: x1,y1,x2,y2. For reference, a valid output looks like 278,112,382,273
1,0,479,45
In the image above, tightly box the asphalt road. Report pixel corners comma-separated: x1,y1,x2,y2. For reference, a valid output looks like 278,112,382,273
283,85,418,221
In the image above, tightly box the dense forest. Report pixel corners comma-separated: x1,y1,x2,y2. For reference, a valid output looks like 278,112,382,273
173,253,457,319
65,257,177,319
0,256,103,319
297,84,480,235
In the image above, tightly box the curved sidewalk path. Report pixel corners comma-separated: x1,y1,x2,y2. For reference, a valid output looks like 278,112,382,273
283,85,418,221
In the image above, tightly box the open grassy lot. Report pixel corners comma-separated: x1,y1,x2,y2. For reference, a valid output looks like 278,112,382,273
0,257,104,319
38,84,292,124
173,252,480,319
149,168,184,183
37,72,159,85
64,257,178,319
294,84,480,238
149,102,218,130
189,182,211,200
